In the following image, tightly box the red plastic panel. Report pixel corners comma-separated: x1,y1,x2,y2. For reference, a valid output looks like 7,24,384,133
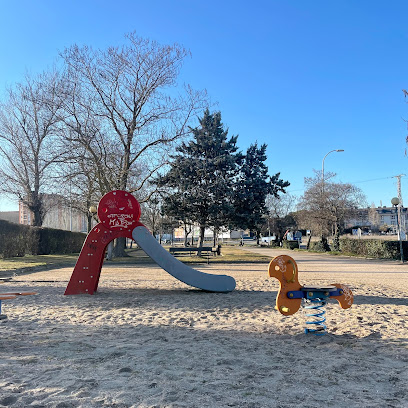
64,190,144,295
64,224,134,295
98,190,141,232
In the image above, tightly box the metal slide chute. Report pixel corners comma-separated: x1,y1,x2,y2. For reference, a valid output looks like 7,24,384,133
132,226,236,293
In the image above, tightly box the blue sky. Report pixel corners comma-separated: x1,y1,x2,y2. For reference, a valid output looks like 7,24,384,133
1,0,408,211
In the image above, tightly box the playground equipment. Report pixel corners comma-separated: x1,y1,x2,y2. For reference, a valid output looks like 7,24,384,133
0,292,37,320
64,190,236,295
268,255,353,335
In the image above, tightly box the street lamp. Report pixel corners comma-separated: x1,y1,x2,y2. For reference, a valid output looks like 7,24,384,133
391,197,404,263
320,149,344,246
322,149,345,188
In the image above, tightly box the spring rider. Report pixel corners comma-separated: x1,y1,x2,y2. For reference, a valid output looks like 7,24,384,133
268,255,353,335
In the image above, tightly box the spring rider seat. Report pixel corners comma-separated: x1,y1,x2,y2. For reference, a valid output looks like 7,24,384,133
268,255,353,335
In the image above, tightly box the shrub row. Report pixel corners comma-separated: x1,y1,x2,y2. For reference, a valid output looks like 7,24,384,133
0,220,30,258
309,240,329,252
339,238,408,260
282,240,299,250
0,219,86,258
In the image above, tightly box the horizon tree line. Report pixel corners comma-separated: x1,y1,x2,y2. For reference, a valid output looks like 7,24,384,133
0,32,367,253
0,33,291,253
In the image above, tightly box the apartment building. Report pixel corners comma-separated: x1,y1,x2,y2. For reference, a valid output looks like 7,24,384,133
19,194,88,232
345,206,408,232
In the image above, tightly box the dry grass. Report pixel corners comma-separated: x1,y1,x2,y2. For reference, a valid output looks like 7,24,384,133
0,246,272,275
0,254,78,273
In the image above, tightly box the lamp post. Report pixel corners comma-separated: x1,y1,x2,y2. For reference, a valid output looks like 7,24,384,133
320,149,344,247
391,197,404,263
321,149,344,190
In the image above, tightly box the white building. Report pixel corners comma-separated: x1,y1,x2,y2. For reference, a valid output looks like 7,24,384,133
345,206,408,233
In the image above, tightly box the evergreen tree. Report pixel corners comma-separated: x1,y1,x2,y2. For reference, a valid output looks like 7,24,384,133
155,109,242,250
232,143,289,244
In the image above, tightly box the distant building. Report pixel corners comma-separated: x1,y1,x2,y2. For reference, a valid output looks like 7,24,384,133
43,203,88,232
19,194,89,232
345,206,408,233
19,201,32,225
377,206,408,232
0,211,19,224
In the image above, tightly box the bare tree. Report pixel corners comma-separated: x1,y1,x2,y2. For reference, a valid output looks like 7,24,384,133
56,152,101,232
59,33,206,255
140,197,163,239
60,33,206,194
368,203,381,232
297,171,366,250
266,193,298,243
0,71,65,226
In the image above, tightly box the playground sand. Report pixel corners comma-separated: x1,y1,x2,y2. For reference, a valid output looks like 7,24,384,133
0,250,407,407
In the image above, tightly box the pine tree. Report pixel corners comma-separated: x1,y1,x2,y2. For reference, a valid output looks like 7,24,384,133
232,143,289,244
155,109,242,250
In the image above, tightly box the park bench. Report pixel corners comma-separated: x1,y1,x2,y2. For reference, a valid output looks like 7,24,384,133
169,246,220,256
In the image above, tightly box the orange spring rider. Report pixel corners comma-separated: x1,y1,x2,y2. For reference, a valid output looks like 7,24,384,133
268,255,353,335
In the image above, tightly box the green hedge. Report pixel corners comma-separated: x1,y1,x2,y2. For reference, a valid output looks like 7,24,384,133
29,227,86,255
309,240,329,252
282,240,299,250
339,238,408,260
0,219,85,258
309,238,332,252
0,220,30,258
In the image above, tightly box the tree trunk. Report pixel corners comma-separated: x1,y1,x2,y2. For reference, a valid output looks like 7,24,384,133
27,190,44,227
114,237,128,257
197,225,205,256
183,222,192,246
213,228,218,247
184,223,190,246
332,222,341,251
320,236,331,251
32,206,43,227
87,214,93,233
256,230,261,246
106,241,114,260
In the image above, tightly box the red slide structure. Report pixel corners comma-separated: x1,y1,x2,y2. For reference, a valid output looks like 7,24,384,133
64,190,236,295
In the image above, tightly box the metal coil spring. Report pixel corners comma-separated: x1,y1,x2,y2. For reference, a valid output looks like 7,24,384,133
304,298,327,335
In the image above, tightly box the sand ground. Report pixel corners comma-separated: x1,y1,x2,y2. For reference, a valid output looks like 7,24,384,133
0,248,407,407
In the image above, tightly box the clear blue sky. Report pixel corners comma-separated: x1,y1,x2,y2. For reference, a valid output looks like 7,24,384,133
1,0,408,211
